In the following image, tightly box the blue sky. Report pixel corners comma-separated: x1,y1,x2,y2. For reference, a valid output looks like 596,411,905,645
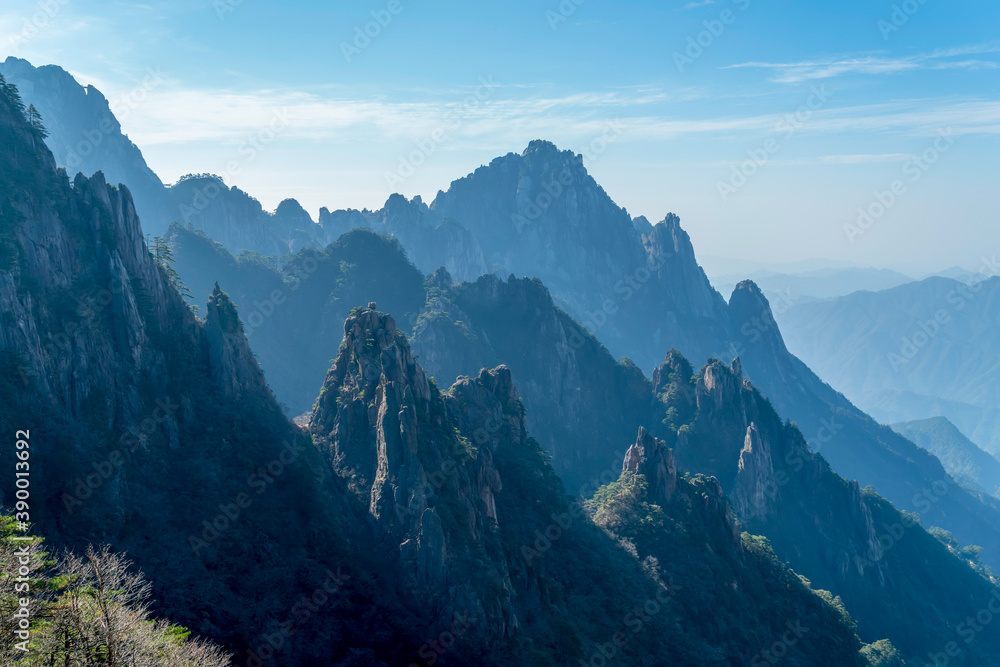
2,0,999,273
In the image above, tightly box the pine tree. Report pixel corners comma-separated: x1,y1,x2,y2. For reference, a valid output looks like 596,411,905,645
26,104,49,138
0,73,27,120
151,235,193,301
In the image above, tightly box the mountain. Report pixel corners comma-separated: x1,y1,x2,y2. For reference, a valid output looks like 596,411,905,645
651,355,1000,665
413,272,1000,663
162,217,1000,661
9,58,984,560
892,417,1000,497
710,267,914,308
166,221,428,414
0,77,364,662
0,82,890,665
777,275,1000,455
0,59,333,255
415,141,1000,578
169,174,321,256
165,178,1000,585
0,56,174,236
318,193,489,281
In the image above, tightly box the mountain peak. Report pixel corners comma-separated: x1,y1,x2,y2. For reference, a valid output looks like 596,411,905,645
273,197,313,224
727,279,793,369
729,280,776,327
521,139,564,157
622,426,679,504
730,280,776,322
206,283,245,337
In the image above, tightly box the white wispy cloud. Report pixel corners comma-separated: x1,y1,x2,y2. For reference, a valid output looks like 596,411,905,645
819,153,915,164
682,0,716,9
119,85,672,146
725,43,1000,83
624,99,1000,139
114,75,1000,152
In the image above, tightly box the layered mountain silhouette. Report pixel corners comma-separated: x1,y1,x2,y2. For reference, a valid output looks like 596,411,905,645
778,275,1000,455
6,57,1000,665
709,266,914,306
893,416,1000,498
159,142,1000,581
0,81,921,664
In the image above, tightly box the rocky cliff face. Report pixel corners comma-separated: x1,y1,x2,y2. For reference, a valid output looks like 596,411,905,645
310,306,521,644
734,423,776,521
726,281,1000,577
1,56,173,236
18,59,999,575
430,140,648,315
653,354,1000,663
308,306,703,662
592,429,870,666
0,89,677,665
411,273,657,492
622,426,679,505
0,86,355,663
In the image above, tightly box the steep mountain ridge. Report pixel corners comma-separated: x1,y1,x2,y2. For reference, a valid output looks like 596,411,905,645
654,355,1000,665
7,59,990,546
0,87,883,664
164,222,1000,581
1,56,174,236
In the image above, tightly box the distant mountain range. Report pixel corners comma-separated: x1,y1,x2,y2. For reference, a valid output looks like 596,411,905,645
893,416,1000,498
711,266,914,308
778,275,1000,455
0,78,902,665
6,56,1000,665
12,54,1000,571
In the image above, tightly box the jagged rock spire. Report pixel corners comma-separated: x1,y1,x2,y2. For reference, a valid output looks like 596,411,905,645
622,426,679,505
733,423,776,521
